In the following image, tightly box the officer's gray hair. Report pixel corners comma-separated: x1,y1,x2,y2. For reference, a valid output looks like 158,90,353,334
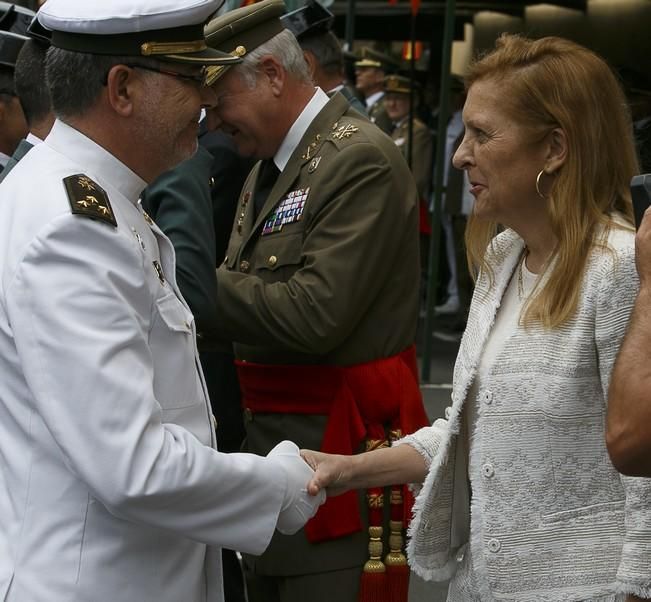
45,47,161,119
236,29,311,89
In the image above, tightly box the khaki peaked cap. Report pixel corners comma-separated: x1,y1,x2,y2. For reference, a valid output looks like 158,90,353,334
354,47,398,71
205,0,287,58
385,74,412,95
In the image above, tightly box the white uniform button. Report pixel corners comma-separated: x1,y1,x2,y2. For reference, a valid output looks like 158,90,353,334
444,406,452,419
487,538,501,553
482,463,495,478
481,389,493,405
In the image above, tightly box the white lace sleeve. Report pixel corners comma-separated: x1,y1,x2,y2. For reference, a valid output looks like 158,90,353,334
393,419,448,492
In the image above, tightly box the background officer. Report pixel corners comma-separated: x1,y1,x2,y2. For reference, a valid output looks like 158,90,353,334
281,0,367,115
354,46,396,132
383,74,432,202
0,0,322,600
0,17,53,181
205,1,430,600
0,29,27,166
383,74,433,301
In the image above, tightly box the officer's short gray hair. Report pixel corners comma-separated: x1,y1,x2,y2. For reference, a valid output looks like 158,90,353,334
45,47,160,120
236,29,311,89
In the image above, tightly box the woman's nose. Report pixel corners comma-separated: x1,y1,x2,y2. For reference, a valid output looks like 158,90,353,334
452,137,471,170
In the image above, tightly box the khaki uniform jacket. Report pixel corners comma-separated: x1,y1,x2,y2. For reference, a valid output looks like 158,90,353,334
368,95,393,134
391,117,432,200
216,93,421,575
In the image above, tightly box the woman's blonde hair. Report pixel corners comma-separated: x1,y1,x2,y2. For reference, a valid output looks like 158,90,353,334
464,34,638,328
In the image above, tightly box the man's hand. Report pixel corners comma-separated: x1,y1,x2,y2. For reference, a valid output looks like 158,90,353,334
301,450,355,498
266,441,325,535
636,206,651,288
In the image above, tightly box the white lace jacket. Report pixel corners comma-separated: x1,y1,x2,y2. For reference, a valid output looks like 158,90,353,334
401,225,651,601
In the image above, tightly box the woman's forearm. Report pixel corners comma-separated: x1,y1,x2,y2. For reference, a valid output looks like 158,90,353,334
304,443,429,497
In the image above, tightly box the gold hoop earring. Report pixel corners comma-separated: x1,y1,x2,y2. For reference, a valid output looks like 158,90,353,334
535,169,545,199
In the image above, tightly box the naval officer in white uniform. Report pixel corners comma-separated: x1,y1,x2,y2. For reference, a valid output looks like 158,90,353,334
0,1,324,600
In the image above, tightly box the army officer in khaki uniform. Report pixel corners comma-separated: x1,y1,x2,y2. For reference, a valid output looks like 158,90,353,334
354,47,395,133
384,74,433,201
205,1,429,601
384,74,433,263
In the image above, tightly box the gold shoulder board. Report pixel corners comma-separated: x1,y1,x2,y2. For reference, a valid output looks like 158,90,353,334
64,174,117,228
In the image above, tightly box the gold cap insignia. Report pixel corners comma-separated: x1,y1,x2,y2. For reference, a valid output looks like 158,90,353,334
64,174,116,228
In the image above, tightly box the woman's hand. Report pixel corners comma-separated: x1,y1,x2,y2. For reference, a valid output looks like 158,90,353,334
301,450,354,497
301,443,429,498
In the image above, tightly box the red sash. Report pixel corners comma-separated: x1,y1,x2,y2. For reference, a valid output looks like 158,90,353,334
235,345,430,543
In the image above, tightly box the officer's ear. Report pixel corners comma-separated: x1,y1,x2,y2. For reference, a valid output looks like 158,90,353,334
302,50,317,82
104,64,137,117
258,55,285,97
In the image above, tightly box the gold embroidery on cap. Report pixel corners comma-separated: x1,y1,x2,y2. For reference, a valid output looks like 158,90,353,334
141,40,207,56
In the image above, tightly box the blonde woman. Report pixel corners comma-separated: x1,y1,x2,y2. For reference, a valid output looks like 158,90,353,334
303,35,651,601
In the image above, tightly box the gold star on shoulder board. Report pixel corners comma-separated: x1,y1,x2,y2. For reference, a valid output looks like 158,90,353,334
77,176,97,191
64,174,117,228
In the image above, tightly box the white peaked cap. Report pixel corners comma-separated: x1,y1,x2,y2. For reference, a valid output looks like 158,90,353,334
37,0,241,67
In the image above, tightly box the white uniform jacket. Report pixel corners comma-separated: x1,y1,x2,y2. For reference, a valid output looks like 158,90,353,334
0,120,286,602
402,225,651,600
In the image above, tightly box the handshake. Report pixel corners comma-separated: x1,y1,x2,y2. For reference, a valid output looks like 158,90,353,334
266,441,326,535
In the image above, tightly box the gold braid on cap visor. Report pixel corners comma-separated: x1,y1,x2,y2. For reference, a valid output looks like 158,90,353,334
141,40,208,56
204,45,247,86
